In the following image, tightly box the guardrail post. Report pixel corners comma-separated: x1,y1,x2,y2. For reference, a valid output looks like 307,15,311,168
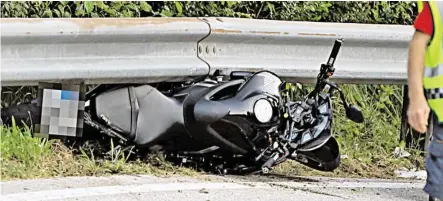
400,85,432,153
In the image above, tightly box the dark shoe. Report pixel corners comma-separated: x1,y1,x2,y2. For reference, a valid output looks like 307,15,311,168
1,102,38,128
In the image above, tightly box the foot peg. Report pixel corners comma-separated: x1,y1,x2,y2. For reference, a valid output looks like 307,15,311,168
261,152,279,174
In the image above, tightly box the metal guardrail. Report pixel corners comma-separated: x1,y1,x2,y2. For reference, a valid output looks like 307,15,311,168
198,17,414,84
1,18,210,86
1,17,414,86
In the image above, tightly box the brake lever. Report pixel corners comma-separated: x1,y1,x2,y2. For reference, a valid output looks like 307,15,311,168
323,80,349,109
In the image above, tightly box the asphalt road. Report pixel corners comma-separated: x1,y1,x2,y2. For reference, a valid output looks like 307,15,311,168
0,174,429,201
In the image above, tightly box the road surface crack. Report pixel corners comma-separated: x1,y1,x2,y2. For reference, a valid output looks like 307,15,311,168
268,183,350,199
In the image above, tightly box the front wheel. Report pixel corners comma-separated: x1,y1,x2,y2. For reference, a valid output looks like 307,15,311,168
293,136,341,172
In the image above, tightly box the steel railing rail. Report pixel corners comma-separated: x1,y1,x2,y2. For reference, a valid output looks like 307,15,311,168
1,18,211,86
1,17,414,86
198,17,414,85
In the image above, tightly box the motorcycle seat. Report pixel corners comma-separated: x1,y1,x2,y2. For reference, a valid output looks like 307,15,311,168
94,85,184,147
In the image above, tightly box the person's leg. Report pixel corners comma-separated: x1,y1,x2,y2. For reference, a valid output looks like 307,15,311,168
424,113,443,200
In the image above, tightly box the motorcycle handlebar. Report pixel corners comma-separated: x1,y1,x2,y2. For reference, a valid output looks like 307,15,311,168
326,39,343,66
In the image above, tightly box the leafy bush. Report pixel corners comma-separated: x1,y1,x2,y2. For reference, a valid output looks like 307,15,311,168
1,1,417,25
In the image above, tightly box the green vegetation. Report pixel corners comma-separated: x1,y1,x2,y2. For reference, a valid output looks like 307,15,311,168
0,117,197,181
1,1,417,25
1,1,424,180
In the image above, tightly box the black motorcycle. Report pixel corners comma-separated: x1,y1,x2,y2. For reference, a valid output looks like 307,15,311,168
1,39,363,175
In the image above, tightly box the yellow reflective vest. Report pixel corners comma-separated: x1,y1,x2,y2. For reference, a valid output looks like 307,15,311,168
417,1,443,124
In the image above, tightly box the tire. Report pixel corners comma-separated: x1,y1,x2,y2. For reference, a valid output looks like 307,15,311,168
295,136,341,172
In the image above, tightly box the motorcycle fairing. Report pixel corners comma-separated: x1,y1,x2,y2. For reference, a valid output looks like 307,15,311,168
192,71,284,153
183,79,249,154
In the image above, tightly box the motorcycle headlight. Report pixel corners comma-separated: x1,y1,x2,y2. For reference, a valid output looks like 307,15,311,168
254,99,273,123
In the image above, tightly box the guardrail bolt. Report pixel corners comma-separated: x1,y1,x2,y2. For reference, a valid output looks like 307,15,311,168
198,45,203,54
206,46,210,54
213,46,217,54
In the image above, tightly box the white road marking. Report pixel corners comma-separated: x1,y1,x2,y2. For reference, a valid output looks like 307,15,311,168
0,182,269,201
268,181,424,189
0,179,425,201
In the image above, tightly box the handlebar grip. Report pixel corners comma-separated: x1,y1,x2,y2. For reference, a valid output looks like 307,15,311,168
327,39,343,66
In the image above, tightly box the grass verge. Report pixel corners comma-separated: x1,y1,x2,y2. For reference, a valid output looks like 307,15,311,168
0,119,198,181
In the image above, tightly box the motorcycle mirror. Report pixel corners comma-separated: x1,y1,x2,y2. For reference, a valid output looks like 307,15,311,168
346,104,364,123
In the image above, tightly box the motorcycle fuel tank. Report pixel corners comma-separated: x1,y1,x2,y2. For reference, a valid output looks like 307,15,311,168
235,71,284,101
